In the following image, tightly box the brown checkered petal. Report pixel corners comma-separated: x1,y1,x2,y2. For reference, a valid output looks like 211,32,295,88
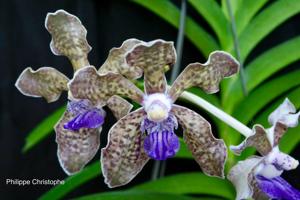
15,67,69,103
101,108,149,188
168,51,239,102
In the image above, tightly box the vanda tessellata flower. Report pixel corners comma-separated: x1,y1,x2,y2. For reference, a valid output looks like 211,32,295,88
68,39,240,187
15,10,140,175
228,98,300,200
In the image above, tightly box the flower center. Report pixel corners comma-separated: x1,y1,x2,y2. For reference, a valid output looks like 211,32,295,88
143,93,172,122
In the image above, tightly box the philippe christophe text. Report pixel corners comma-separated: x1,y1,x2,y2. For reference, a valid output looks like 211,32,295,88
6,178,64,186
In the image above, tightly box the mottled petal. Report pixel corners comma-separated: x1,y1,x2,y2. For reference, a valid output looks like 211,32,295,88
55,109,101,174
101,108,149,188
228,156,263,200
99,39,143,79
144,130,179,160
256,175,300,200
15,67,69,103
266,99,299,146
230,125,272,156
107,95,133,120
45,10,91,70
168,51,239,102
268,98,298,126
68,66,144,106
126,39,176,94
171,104,227,178
272,122,288,147
231,99,300,156
262,147,299,173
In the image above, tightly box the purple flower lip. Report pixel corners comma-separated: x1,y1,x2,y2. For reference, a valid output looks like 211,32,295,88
141,115,179,160
144,130,180,160
64,99,105,131
256,175,300,200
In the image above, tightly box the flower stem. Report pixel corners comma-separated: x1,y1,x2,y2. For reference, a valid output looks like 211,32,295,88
226,0,248,96
170,0,187,83
181,91,253,137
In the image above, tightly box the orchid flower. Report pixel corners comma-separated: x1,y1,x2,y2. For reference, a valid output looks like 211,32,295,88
228,98,300,200
15,10,136,175
68,39,240,187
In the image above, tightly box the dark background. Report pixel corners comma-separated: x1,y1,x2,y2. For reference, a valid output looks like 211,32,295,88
1,0,300,199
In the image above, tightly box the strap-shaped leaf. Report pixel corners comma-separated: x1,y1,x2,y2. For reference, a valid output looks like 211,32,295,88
74,191,202,200
223,36,300,113
132,0,219,56
234,0,270,35
133,172,235,199
189,0,231,49
221,0,241,20
238,0,300,61
39,162,100,200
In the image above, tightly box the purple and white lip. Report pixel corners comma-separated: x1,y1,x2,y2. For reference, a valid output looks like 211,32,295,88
64,99,105,131
254,147,299,200
141,93,180,160
141,113,179,160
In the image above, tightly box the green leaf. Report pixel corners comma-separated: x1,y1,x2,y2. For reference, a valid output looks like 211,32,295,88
233,70,300,125
189,0,231,49
223,36,300,112
132,0,220,56
245,37,300,92
221,0,241,20
40,139,193,200
280,126,300,153
132,172,235,199
238,0,300,61
222,70,300,153
235,0,270,35
177,138,193,158
22,105,65,153
74,191,205,200
39,162,101,200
